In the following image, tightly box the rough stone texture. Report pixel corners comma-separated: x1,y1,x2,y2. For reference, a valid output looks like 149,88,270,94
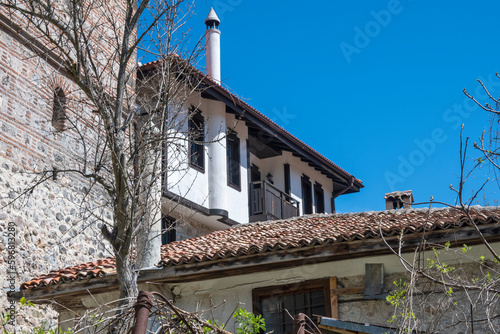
176,219,216,241
336,273,401,326
0,8,116,332
335,267,498,333
0,150,111,331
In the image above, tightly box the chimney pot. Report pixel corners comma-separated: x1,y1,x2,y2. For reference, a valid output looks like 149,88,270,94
205,7,221,28
384,190,414,210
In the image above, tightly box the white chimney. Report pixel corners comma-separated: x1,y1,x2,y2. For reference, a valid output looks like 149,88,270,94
205,8,221,83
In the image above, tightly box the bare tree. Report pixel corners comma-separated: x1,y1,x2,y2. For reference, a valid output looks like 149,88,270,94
464,75,500,196
385,78,500,333
0,0,206,307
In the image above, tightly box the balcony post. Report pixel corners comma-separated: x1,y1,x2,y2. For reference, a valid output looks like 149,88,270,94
281,191,284,220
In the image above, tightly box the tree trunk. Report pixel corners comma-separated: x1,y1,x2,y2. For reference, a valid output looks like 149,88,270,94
115,253,138,305
136,119,162,269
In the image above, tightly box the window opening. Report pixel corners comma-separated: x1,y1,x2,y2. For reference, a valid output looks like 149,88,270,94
301,175,312,215
284,164,291,195
227,131,241,189
161,216,176,245
188,109,205,171
52,87,67,131
314,182,325,213
253,279,330,334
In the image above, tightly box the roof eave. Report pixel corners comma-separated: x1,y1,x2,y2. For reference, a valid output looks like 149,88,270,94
137,60,363,191
200,81,363,189
18,222,500,302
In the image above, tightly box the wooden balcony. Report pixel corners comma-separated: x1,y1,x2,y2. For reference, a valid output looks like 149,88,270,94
249,180,300,222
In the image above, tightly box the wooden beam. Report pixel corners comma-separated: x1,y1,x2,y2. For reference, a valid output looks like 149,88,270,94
331,287,364,295
329,277,339,319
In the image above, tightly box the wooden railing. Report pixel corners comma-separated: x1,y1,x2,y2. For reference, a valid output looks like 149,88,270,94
250,180,299,221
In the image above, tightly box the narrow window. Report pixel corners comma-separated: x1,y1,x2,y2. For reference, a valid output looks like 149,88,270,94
227,132,241,189
301,175,312,215
188,110,205,171
52,87,66,131
161,216,176,245
284,164,291,195
314,182,325,213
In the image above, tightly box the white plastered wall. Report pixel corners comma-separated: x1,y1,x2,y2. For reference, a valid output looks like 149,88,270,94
166,92,341,228
225,113,249,224
164,94,251,225
165,94,210,208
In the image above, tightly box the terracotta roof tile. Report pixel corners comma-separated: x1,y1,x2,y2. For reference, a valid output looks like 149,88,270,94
20,207,500,290
20,258,116,289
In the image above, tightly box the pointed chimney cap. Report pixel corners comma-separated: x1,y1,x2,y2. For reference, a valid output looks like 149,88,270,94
205,7,220,28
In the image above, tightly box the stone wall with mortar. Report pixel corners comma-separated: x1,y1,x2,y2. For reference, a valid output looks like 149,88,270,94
0,10,114,333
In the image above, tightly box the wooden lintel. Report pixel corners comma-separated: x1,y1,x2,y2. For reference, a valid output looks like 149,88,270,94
331,287,364,295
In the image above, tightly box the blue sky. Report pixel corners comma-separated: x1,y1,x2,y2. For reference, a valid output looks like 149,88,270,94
148,1,500,212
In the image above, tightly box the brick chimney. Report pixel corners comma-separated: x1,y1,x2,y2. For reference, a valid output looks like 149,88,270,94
385,190,413,210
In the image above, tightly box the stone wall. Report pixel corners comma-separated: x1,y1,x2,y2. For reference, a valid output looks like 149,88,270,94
176,218,216,241
0,9,114,332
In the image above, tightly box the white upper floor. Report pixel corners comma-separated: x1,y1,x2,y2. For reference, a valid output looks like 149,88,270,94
138,8,363,237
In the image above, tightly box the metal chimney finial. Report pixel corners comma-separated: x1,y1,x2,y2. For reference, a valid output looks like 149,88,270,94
205,7,220,29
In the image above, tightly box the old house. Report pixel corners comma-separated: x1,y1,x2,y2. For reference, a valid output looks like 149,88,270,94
19,206,500,333
6,4,498,333
142,9,362,242
0,4,362,330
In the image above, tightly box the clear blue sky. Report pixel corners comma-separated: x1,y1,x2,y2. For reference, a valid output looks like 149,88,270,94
145,1,500,212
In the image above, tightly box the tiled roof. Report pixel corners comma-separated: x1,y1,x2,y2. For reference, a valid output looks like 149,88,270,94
20,207,500,290
385,190,413,199
20,258,116,290
138,59,363,190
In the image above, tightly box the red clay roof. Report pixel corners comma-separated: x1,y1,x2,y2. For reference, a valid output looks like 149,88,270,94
138,59,363,190
20,258,116,290
20,207,500,290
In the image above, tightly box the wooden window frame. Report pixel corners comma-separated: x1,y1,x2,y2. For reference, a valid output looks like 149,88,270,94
252,278,338,334
301,175,313,215
188,109,205,172
226,131,241,191
284,163,291,195
161,216,176,245
314,182,325,214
